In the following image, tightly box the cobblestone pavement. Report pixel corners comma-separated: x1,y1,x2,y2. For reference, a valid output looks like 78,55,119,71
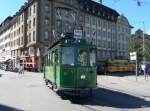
0,70,150,111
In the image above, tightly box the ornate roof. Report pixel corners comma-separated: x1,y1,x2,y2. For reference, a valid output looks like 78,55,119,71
78,0,120,22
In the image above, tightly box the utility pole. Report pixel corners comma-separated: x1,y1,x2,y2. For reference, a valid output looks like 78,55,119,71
142,21,147,80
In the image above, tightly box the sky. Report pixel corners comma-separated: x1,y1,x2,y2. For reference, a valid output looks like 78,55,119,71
96,0,150,34
0,0,150,34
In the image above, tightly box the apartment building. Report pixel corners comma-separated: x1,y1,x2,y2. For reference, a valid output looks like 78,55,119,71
0,0,132,71
116,15,132,59
52,0,132,61
0,17,12,62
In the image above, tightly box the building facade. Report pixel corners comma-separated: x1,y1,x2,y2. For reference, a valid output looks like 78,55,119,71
0,0,132,71
0,17,12,62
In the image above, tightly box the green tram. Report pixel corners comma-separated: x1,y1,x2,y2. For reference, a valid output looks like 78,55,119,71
43,35,97,95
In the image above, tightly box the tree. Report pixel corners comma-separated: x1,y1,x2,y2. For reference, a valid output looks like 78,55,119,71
145,41,150,61
128,38,143,63
128,37,150,63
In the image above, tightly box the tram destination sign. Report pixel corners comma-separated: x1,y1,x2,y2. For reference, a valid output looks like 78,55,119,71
74,29,82,39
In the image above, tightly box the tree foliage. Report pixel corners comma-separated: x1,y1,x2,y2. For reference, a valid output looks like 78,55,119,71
128,38,150,63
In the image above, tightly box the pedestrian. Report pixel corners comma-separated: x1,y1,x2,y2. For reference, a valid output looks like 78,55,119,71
20,64,24,74
18,64,21,74
146,67,150,80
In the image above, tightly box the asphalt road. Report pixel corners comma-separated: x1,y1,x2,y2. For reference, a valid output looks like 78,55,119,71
0,70,150,111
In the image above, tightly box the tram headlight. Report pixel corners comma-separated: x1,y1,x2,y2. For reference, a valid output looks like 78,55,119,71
80,74,86,80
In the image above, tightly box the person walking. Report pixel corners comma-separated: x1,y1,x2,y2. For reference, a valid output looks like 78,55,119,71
18,63,21,74
20,64,24,74
21,64,24,74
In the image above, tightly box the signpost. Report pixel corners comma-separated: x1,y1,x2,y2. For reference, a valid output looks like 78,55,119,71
130,52,138,81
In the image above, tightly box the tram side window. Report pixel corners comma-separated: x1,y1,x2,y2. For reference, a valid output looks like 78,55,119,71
55,49,59,65
49,52,52,65
47,53,51,65
62,47,74,66
52,51,55,65
90,48,96,66
78,49,88,66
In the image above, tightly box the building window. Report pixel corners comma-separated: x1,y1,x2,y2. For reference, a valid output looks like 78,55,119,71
30,7,32,16
44,17,49,26
92,29,96,37
29,20,31,29
98,30,101,37
14,32,15,37
18,16,20,25
33,31,35,41
108,41,111,49
56,8,61,19
33,18,36,27
21,25,24,33
18,38,20,46
33,4,36,13
98,20,101,27
79,15,84,22
28,33,31,42
19,28,20,34
85,15,90,24
56,20,62,36
85,27,90,37
28,7,32,17
92,17,96,26
44,31,49,40
14,40,15,46
21,36,23,45
22,14,24,22
44,4,49,13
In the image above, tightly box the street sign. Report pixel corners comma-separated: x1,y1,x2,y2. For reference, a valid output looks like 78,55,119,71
130,52,138,81
74,29,82,39
130,52,137,60
141,64,145,70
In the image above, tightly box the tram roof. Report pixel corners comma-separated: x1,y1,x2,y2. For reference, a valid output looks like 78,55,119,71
49,37,94,49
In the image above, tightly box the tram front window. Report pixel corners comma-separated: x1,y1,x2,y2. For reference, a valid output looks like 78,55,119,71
62,47,74,66
90,48,96,66
78,49,88,66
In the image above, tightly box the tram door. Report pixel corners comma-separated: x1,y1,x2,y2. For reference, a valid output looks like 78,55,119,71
61,47,76,88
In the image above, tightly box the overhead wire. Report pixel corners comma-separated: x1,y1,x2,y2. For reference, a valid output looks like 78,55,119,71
133,0,150,7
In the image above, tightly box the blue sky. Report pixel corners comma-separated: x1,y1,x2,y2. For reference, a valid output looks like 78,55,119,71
0,0,26,21
0,0,150,34
96,0,150,34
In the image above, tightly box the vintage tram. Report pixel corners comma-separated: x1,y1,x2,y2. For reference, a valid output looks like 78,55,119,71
43,35,97,95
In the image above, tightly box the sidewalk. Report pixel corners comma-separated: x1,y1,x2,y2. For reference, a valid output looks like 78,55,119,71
98,74,150,101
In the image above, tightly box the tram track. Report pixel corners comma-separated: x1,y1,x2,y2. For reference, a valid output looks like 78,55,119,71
57,85,150,111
